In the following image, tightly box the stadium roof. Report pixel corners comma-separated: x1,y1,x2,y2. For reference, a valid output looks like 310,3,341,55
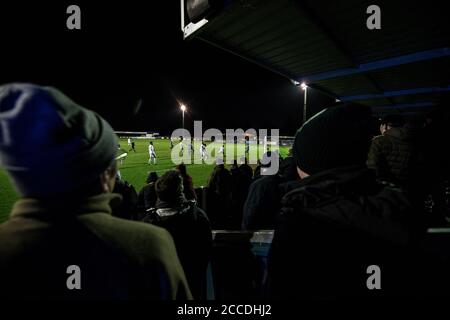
181,0,450,116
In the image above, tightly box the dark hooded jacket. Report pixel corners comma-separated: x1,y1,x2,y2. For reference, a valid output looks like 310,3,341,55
137,182,158,215
242,156,299,230
143,199,212,299
267,166,427,299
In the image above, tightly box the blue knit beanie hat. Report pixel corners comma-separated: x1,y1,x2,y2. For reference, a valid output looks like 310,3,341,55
0,83,117,197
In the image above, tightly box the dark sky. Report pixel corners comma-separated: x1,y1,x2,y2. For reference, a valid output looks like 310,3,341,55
0,1,333,136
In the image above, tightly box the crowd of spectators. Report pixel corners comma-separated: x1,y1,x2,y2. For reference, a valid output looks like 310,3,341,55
1,83,449,299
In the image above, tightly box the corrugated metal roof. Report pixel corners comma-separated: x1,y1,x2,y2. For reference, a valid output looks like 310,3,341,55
302,0,450,63
184,0,450,114
370,57,450,91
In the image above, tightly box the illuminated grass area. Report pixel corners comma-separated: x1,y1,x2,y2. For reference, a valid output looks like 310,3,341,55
0,169,19,224
0,138,289,223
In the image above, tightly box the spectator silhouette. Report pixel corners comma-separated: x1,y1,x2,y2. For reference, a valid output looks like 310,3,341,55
229,160,249,229
268,103,426,299
176,163,197,201
252,151,278,181
136,172,159,219
239,157,253,181
0,84,191,299
206,164,233,228
112,176,138,220
368,114,425,191
142,170,212,299
242,155,299,230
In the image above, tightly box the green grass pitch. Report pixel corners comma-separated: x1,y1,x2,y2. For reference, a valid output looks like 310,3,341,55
0,138,290,223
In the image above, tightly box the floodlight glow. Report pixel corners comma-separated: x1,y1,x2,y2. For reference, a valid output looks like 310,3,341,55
301,82,307,90
180,104,187,112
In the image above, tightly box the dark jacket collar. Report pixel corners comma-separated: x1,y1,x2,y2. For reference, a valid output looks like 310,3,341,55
155,193,187,209
283,165,375,197
280,165,413,246
154,195,194,215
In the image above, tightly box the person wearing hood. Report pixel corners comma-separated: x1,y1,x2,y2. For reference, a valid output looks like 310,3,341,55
0,84,191,300
367,114,425,190
267,103,428,299
142,170,212,299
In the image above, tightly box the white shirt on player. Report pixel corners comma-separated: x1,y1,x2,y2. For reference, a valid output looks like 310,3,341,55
200,144,207,160
127,138,131,145
149,144,156,156
148,144,156,164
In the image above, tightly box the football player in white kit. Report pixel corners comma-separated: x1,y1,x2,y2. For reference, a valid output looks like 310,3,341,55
217,143,224,162
148,141,157,164
200,142,208,161
218,143,224,155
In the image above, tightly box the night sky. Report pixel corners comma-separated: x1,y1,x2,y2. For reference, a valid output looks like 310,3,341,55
0,2,333,136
